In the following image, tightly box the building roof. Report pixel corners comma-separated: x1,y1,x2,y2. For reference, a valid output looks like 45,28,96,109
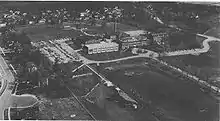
124,30,146,37
85,41,118,49
152,32,168,37
120,36,139,43
32,40,80,64
85,39,102,44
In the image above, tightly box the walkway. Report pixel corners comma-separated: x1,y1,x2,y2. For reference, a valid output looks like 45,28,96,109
163,34,220,57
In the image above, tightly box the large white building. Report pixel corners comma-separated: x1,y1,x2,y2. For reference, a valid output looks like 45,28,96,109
84,41,119,54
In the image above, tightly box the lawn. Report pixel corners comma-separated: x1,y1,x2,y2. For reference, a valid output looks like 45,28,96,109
17,25,82,43
204,25,220,38
10,106,39,120
106,64,219,121
38,96,92,120
85,26,106,35
168,33,207,51
83,22,139,35
10,95,38,108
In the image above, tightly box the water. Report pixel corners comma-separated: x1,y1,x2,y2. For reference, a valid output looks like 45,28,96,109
107,66,219,121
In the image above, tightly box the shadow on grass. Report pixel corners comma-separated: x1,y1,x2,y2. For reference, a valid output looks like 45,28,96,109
3,108,9,120
10,106,39,120
44,86,72,99
16,82,72,100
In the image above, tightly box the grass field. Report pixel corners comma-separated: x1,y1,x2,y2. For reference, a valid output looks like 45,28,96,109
204,25,220,38
106,63,219,121
10,106,39,120
10,95,38,108
15,25,82,43
38,95,92,120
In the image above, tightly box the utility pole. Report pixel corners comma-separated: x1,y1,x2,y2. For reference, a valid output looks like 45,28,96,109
114,19,117,33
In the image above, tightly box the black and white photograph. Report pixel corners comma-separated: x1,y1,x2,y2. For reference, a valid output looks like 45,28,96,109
0,1,219,121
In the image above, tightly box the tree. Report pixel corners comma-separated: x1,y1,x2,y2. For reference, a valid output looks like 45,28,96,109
24,62,42,86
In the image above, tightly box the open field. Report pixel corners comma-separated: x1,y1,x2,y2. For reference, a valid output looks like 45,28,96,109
15,25,82,43
105,63,219,121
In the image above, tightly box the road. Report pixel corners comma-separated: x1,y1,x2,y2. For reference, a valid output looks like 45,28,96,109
0,52,39,120
0,53,15,119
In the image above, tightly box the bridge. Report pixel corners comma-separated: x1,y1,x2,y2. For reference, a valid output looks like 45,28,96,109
72,73,93,78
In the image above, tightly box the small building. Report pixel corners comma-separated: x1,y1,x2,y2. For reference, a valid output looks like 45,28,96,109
84,41,119,54
38,19,46,24
0,23,6,28
115,30,154,50
63,22,74,29
29,21,35,25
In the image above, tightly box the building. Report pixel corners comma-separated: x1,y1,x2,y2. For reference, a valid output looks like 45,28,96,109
120,37,149,50
74,36,101,48
123,30,146,37
152,32,169,45
115,30,154,50
85,39,102,45
84,41,119,54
